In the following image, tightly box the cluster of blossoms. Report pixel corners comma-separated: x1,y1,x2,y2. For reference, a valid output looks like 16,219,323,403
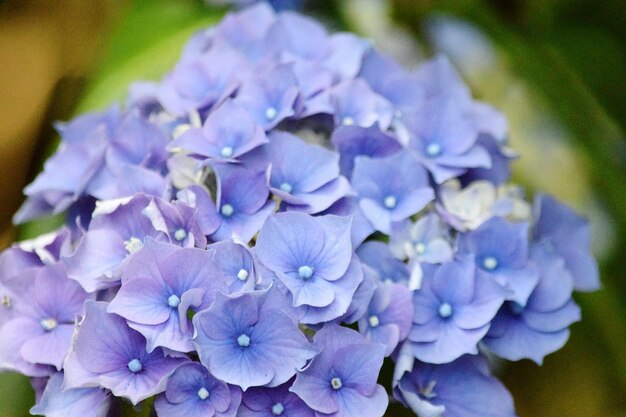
0,3,599,417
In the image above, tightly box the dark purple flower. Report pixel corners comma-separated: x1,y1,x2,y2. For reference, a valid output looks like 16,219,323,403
0,263,92,373
290,324,388,417
30,372,111,417
331,124,402,177
352,151,434,234
108,240,232,352
408,257,507,364
264,132,351,214
154,362,241,417
239,380,315,417
358,283,413,356
169,100,268,162
255,213,364,324
394,355,517,417
64,301,187,405
193,290,316,390
483,244,581,364
533,194,600,291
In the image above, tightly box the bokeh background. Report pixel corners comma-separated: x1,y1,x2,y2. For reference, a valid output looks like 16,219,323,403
0,0,625,416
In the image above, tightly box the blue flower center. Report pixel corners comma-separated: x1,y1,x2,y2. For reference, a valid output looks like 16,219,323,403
221,204,234,217
127,358,143,373
279,182,293,193
197,387,210,400
168,294,181,308
368,315,380,328
237,269,249,281
265,107,278,120
237,334,251,347
174,228,187,242
330,377,343,390
298,265,314,279
383,195,397,209
221,146,234,158
482,256,498,270
414,241,427,254
40,318,57,331
272,403,285,415
438,302,453,318
425,143,442,157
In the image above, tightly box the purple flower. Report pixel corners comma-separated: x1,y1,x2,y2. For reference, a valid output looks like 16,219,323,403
358,283,413,356
394,355,517,417
64,301,187,405
404,94,491,184
193,290,316,390
408,257,507,364
290,324,388,417
63,194,169,292
157,44,246,115
457,217,539,305
331,124,402,177
0,263,92,373
356,241,410,285
155,362,241,417
255,213,364,324
337,264,378,325
533,193,600,291
352,151,434,234
234,64,299,130
30,372,111,417
169,100,268,162
108,240,232,352
483,244,581,364
239,380,315,417
330,79,394,129
211,164,275,243
389,213,453,263
264,132,351,214
206,240,258,294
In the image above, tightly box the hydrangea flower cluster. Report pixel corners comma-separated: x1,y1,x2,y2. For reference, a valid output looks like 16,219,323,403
0,4,599,417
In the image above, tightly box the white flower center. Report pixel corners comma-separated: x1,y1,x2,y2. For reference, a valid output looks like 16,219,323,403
221,204,234,217
197,387,210,400
237,269,249,281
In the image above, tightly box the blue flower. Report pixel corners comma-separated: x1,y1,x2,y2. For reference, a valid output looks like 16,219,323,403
108,240,233,352
211,164,275,243
193,290,316,390
239,380,315,417
290,324,388,417
63,301,187,405
483,244,581,364
533,194,600,291
169,100,268,162
408,257,508,364
30,372,111,417
331,124,402,177
352,151,434,234
358,282,413,356
394,355,517,417
155,362,241,417
255,213,363,324
264,132,351,214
